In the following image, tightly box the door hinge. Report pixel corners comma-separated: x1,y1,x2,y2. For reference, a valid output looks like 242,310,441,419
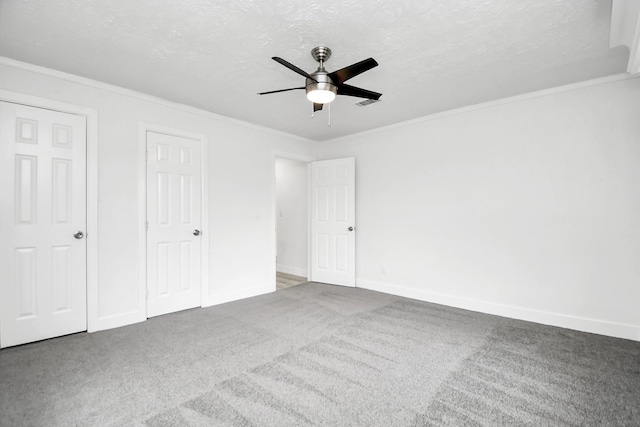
145,220,149,231
145,150,148,161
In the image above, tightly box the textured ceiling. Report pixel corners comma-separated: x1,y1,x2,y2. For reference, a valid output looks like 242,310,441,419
0,0,630,141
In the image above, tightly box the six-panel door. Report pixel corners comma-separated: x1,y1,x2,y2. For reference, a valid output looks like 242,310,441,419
0,101,87,348
146,131,202,317
310,157,356,286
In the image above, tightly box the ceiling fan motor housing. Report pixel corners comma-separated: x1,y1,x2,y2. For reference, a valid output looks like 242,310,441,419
305,46,337,103
306,72,337,103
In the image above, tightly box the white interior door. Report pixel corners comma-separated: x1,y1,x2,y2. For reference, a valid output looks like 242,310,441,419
146,131,202,317
310,157,356,286
0,101,87,348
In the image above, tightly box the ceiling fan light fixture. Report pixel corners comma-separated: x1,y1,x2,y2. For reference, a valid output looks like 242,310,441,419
259,46,382,111
306,83,337,104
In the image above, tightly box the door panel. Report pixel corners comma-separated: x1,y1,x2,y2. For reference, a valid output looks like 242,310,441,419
310,158,356,286
0,101,87,348
146,131,202,317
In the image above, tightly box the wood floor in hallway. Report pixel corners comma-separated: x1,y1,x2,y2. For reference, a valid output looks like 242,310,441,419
276,272,307,290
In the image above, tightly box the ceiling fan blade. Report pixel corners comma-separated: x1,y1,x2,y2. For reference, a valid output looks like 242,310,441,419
313,103,324,112
328,58,378,85
337,84,382,100
258,87,305,95
272,57,318,83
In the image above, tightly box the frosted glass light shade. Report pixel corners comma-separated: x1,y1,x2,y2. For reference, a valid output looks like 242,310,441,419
306,89,336,104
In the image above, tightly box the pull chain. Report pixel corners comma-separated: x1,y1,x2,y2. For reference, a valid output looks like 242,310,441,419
310,103,332,125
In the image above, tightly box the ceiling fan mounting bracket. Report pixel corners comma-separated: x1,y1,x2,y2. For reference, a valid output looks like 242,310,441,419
311,46,332,63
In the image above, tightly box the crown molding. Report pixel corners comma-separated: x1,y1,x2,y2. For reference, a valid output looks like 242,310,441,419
322,73,640,145
0,56,315,144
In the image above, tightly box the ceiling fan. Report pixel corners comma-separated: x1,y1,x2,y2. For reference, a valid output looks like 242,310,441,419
258,46,382,112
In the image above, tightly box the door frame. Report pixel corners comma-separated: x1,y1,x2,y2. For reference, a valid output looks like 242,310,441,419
138,123,209,318
0,89,99,333
271,150,315,289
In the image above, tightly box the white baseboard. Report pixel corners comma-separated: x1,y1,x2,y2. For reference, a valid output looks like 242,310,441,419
90,284,275,332
90,310,144,333
205,283,274,307
357,279,640,342
276,264,308,278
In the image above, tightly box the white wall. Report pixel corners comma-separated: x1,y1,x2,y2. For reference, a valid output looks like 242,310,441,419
316,76,640,341
3,58,638,342
0,58,315,332
275,157,308,277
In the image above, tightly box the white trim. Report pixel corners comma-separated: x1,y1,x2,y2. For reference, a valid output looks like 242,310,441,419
5,56,634,146
137,125,148,322
138,122,211,317
207,283,273,306
200,134,210,307
307,163,312,281
0,56,314,144
3,57,637,147
272,150,316,164
85,106,99,332
323,73,640,145
610,0,640,74
0,89,100,333
357,279,640,342
91,310,141,332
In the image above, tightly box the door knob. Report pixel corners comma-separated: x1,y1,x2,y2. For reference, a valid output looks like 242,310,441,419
348,226,354,231
193,229,201,236
73,231,84,239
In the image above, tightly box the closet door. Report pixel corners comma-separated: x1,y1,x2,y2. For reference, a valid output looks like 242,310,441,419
146,131,202,317
0,101,87,348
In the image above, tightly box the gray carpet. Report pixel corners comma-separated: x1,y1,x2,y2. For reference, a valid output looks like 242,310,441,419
1,283,639,426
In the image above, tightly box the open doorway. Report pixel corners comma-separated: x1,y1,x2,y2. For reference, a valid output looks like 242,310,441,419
275,157,308,290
